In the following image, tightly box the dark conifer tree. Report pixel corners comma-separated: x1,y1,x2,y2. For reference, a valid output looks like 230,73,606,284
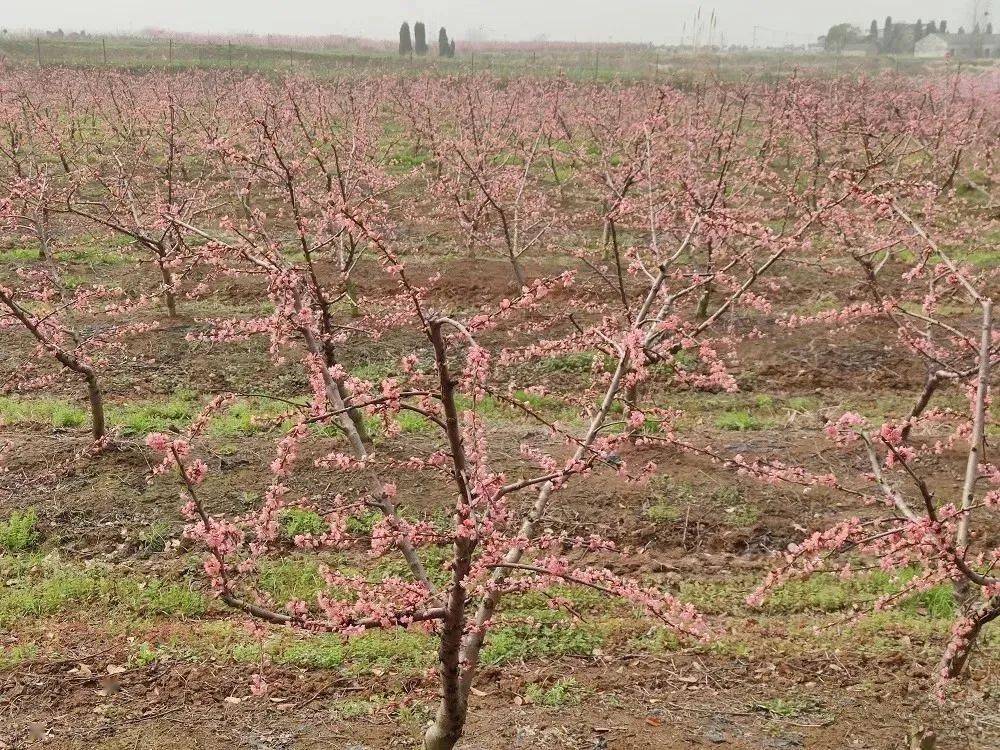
399,22,413,56
414,22,428,55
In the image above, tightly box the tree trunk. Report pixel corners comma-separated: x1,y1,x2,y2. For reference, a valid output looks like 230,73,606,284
85,371,106,440
423,712,466,750
508,252,527,288
158,260,178,318
695,286,712,320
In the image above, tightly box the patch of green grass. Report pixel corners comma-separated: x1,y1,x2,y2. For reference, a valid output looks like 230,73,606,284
351,362,394,383
230,641,264,663
111,397,198,436
388,149,431,171
130,642,158,667
644,478,757,528
645,500,681,524
333,696,385,719
0,247,44,261
207,399,289,437
786,395,819,412
52,404,87,428
280,509,326,540
0,396,88,430
0,509,40,552
680,571,956,618
117,578,207,617
482,622,605,666
275,635,344,669
0,555,207,626
396,410,433,433
538,353,594,374
137,520,174,554
754,696,818,718
715,409,763,431
257,558,327,603
342,630,434,675
0,642,39,669
346,511,381,536
525,677,584,707
0,244,135,265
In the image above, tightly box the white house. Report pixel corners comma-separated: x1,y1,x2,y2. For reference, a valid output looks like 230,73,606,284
915,32,1000,58
914,33,950,57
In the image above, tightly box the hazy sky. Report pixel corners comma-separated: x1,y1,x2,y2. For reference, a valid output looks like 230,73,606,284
1,1,991,46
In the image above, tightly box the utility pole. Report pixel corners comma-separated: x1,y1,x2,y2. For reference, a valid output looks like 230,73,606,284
36,38,41,67
102,37,107,65
228,41,233,68
168,38,173,66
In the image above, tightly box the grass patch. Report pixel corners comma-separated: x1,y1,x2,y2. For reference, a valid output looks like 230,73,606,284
110,395,199,436
332,696,386,719
538,353,595,375
0,641,39,669
257,558,327,603
276,635,345,669
715,409,763,431
753,696,820,718
0,554,207,626
644,478,758,528
0,509,40,552
525,677,584,707
680,571,956,618
137,520,175,554
0,396,88,430
279,509,326,540
342,630,434,675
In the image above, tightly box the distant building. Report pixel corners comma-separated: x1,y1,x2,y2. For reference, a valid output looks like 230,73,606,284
915,32,1000,58
841,41,879,56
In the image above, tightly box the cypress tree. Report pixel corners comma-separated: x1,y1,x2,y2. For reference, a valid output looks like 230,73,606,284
914,19,923,39
869,20,878,39
399,22,413,56
438,27,450,57
940,20,948,33
449,40,456,58
927,20,938,35
414,22,428,55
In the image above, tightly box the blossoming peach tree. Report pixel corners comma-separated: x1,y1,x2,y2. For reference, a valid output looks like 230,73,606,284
140,85,815,743
739,176,1000,692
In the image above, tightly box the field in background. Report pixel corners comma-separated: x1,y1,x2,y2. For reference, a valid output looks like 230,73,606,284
0,30,977,80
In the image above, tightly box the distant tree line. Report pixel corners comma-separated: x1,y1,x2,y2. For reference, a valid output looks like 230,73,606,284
822,16,994,54
399,22,456,58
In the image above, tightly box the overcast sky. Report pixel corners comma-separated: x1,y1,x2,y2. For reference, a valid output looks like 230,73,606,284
1,2,991,46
